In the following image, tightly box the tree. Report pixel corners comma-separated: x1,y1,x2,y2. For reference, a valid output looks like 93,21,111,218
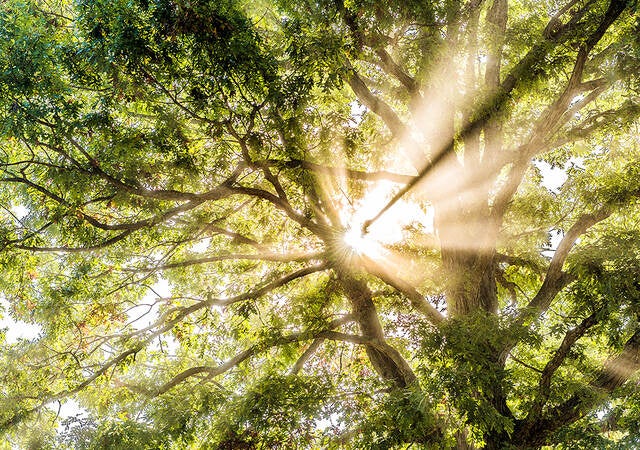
0,0,639,447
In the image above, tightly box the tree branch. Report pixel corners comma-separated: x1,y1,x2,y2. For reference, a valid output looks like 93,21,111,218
62,135,241,202
126,262,331,339
372,47,421,96
269,159,415,184
346,67,411,139
525,310,601,426
514,326,640,447
230,185,326,236
362,256,445,325
153,316,356,396
124,251,324,272
290,338,324,375
518,207,611,325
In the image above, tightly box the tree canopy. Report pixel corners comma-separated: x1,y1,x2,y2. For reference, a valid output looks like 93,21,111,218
0,0,639,448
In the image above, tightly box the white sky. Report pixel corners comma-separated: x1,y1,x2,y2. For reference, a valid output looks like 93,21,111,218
0,297,41,343
536,160,568,192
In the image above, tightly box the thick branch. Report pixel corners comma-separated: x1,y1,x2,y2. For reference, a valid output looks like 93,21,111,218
490,0,629,226
291,338,324,374
345,68,428,171
525,310,601,425
362,256,445,325
483,0,508,163
340,273,418,387
373,47,421,96
518,208,611,324
346,69,408,140
514,326,640,447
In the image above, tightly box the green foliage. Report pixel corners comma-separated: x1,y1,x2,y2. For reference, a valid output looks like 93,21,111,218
353,387,440,449
0,0,639,449
209,374,331,447
56,417,167,450
419,313,532,439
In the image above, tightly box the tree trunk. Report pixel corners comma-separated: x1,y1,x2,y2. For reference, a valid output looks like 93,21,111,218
436,201,498,317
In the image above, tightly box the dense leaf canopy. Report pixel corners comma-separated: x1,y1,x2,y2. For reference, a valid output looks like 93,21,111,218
0,0,639,448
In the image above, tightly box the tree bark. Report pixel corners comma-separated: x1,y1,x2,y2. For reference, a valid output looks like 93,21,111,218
512,327,640,448
437,204,498,317
339,273,417,387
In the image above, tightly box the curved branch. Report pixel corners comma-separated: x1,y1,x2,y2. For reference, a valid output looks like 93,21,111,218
153,315,356,396
204,224,266,249
1,175,230,231
345,66,426,171
60,136,243,202
518,207,611,325
372,47,421,96
0,345,144,431
345,69,407,139
362,256,444,325
230,185,326,235
514,326,640,447
13,230,134,253
490,0,630,226
339,273,418,386
524,310,601,426
291,338,324,375
550,100,640,149
126,262,331,339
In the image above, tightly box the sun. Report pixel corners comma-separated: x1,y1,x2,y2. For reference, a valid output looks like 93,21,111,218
342,225,381,256
338,181,433,258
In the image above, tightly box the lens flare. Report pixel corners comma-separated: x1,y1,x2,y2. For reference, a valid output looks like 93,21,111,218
342,225,381,256
339,182,433,259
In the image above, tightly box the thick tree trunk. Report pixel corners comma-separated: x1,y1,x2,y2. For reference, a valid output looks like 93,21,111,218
436,201,498,317
439,0,507,319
